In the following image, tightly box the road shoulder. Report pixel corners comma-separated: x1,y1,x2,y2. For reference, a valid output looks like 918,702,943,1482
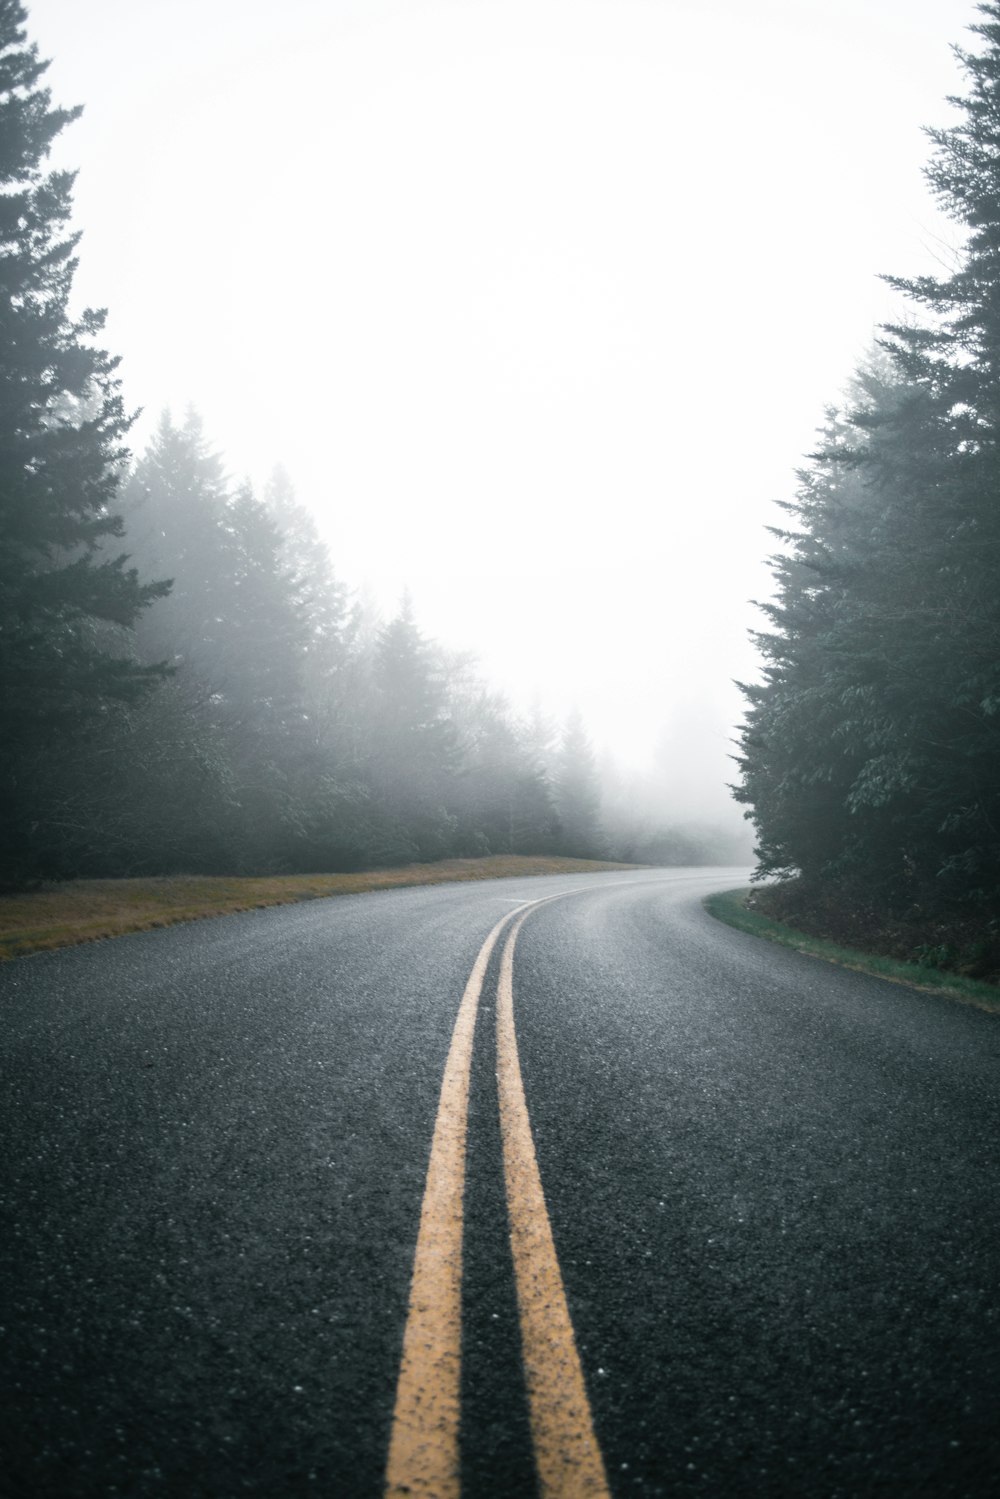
705,886,1000,1014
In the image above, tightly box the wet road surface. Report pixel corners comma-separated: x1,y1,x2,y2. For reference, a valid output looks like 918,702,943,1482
2,867,999,1496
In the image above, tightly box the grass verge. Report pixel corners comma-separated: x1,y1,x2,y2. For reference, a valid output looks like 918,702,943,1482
0,855,639,961
704,887,1000,1014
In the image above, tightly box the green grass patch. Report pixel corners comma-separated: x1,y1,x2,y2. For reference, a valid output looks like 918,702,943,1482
0,855,639,961
704,887,1000,1014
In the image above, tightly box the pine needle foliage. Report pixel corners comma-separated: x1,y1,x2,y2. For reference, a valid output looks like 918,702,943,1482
736,4,1000,917
0,1,168,883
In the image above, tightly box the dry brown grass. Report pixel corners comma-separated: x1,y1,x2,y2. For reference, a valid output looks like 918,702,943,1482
0,856,639,960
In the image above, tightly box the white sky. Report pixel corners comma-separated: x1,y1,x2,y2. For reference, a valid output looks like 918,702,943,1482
26,0,978,822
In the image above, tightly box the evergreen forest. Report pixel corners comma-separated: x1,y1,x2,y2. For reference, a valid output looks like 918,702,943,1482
10,0,1000,947
0,0,623,887
737,3,1000,967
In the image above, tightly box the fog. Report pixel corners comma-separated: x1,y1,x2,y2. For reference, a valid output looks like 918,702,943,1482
28,0,977,851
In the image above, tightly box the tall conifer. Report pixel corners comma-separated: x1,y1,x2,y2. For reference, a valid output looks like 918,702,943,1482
0,1,166,880
737,4,1000,912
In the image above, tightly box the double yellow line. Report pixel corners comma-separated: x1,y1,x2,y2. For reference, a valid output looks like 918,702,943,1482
384,894,610,1498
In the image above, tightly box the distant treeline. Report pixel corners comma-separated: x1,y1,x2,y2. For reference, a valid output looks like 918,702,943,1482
100,413,615,877
0,1,743,889
6,400,613,882
736,5,1000,925
0,1,612,886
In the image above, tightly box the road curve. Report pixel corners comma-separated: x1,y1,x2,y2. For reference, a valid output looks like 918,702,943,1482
2,867,999,1497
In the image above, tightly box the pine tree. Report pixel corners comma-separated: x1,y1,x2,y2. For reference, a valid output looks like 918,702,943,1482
119,411,232,675
0,1,167,882
365,598,460,861
264,465,351,669
736,384,913,894
882,1,1000,423
737,4,1000,913
120,416,349,872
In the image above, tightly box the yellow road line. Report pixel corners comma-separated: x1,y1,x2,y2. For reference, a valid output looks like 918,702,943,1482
384,904,528,1499
385,887,610,1497
496,910,611,1498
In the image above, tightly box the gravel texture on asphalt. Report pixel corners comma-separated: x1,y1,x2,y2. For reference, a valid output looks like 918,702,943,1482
2,868,998,1497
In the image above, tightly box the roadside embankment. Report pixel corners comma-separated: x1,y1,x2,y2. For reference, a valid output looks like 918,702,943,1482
0,856,639,961
705,884,1000,1014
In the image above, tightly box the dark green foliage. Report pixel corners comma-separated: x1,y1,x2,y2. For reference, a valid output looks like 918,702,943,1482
0,7,593,882
737,4,1000,916
65,416,567,877
0,2,167,883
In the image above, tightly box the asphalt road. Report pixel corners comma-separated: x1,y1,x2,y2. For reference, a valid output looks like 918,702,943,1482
2,867,999,1497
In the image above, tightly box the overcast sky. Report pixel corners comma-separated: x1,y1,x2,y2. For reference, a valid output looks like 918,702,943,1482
26,0,979,822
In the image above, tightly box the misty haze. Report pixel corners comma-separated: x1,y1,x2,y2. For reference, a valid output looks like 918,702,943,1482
2,1,1000,1496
